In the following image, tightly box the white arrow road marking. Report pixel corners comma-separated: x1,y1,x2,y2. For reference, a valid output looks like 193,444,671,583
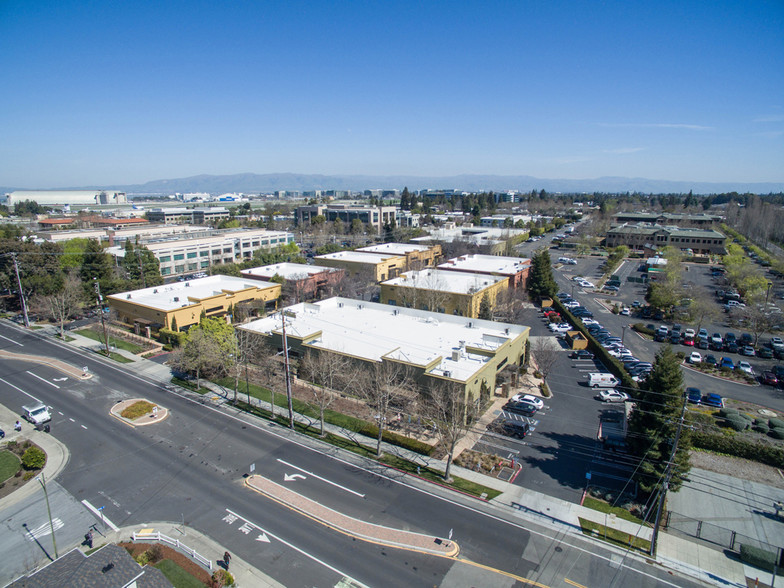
283,473,306,482
26,518,65,541
256,533,270,543
53,377,68,382
26,371,60,389
224,509,367,586
276,459,366,498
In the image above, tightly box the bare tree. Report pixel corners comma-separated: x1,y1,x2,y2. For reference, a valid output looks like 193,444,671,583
358,361,417,457
230,327,264,405
32,274,84,340
685,286,720,332
492,287,528,323
530,337,560,382
299,350,358,436
421,381,478,482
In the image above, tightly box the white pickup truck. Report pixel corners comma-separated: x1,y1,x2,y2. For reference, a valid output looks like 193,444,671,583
22,402,52,425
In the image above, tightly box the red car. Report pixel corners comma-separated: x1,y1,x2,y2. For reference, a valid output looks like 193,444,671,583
761,371,779,387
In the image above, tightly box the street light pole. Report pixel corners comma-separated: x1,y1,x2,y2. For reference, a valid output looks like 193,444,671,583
37,472,58,559
622,324,628,346
11,253,30,328
93,278,110,356
766,281,773,306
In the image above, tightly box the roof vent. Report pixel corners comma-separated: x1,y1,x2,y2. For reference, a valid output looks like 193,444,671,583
468,322,473,328
126,294,132,299
505,328,510,335
153,289,158,293
185,283,190,287
443,371,451,378
338,302,343,307
451,350,459,361
173,297,179,302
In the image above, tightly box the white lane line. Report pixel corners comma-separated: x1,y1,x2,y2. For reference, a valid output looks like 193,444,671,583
225,508,368,586
69,418,75,422
58,411,64,415
26,371,61,389
81,424,88,429
54,350,679,587
0,376,41,403
81,499,120,532
276,458,365,498
0,333,23,346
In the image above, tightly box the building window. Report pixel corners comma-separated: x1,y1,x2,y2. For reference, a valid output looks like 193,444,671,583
187,252,197,259
200,251,209,257
223,248,232,254
174,254,185,261
159,256,171,263
161,267,171,275
201,261,209,268
212,249,221,255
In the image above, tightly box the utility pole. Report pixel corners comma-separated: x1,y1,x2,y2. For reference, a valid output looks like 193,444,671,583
281,312,294,430
93,278,110,356
37,472,58,559
649,393,688,557
11,253,30,328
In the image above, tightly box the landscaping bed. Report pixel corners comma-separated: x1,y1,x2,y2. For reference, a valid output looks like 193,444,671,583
0,439,46,500
119,542,216,587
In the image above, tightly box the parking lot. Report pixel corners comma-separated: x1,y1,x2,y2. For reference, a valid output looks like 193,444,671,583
471,249,784,503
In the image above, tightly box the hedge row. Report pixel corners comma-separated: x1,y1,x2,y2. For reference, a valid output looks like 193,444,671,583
692,431,784,468
158,327,186,347
551,298,637,391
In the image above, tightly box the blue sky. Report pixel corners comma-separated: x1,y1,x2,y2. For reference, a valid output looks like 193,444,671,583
1,1,782,188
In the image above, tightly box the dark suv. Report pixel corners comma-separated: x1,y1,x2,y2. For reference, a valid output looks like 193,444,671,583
501,420,531,439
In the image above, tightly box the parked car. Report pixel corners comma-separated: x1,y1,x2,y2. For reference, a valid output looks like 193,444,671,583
687,387,702,404
698,328,709,339
588,373,620,388
738,361,754,375
696,336,709,350
688,352,702,364
705,354,718,366
598,390,629,403
740,333,753,346
740,345,756,357
703,393,724,408
720,357,735,370
759,346,774,359
632,300,642,308
619,307,630,316
771,336,784,351
710,333,724,350
549,322,572,333
571,350,595,360
500,420,531,439
603,285,620,292
761,371,779,386
509,394,544,410
503,401,538,416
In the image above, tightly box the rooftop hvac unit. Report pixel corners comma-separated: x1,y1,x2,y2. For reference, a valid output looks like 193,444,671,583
338,302,343,307
126,294,132,299
153,289,158,293
505,328,509,335
358,304,363,309
468,322,473,328
451,350,459,361
173,297,179,302
185,283,190,287
443,371,451,377
393,309,398,315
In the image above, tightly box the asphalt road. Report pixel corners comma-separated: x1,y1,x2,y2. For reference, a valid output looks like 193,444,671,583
0,323,704,588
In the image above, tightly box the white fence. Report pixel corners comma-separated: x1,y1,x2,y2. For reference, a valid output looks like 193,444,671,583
131,530,213,570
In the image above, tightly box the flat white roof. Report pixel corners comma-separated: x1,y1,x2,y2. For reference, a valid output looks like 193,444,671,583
315,251,401,264
242,263,335,279
240,297,528,382
382,269,507,294
438,254,531,275
108,275,276,311
356,242,431,255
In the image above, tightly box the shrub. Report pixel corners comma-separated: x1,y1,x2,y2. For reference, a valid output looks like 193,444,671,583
211,569,236,587
719,408,738,418
738,412,753,422
692,431,784,468
147,543,163,564
157,327,186,347
21,446,46,470
769,428,784,440
740,544,783,575
135,552,150,566
540,382,551,397
632,323,654,336
769,418,784,429
23,471,35,481
753,425,770,434
725,416,749,431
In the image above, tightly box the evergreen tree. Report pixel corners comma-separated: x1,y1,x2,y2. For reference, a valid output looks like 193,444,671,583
626,345,691,499
527,248,558,300
478,293,492,320
123,242,162,289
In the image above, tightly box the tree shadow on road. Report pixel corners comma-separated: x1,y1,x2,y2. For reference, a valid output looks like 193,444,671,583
517,431,598,491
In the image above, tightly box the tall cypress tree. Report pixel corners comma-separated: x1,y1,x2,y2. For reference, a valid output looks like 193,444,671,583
527,248,558,300
627,345,691,499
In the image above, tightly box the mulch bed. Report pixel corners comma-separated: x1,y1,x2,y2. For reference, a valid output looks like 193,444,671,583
119,542,212,585
0,439,45,501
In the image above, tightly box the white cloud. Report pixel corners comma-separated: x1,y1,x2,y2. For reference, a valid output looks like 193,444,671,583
602,147,645,154
596,123,715,131
753,115,784,123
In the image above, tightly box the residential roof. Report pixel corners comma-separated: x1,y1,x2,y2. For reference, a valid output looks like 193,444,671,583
242,263,337,279
382,269,507,294
6,544,172,588
108,275,277,311
315,251,401,264
240,297,528,382
38,218,76,225
356,242,432,255
438,254,530,275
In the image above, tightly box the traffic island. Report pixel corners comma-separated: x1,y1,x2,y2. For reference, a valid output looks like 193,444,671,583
245,475,460,557
111,399,168,427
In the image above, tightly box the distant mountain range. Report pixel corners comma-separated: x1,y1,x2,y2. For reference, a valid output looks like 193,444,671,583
3,173,783,196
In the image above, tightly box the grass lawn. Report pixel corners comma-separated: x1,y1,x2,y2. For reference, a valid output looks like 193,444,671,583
582,496,649,526
0,451,21,483
578,517,651,553
153,559,205,588
76,328,145,354
97,350,134,363
171,377,212,394
121,401,156,420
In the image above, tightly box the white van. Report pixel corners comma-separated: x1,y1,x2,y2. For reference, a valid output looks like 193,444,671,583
22,402,51,425
588,373,620,389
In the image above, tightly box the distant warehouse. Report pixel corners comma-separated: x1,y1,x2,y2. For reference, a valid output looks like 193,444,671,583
2,190,127,206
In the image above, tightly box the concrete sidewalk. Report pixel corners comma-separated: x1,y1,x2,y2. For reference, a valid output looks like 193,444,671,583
2,321,760,587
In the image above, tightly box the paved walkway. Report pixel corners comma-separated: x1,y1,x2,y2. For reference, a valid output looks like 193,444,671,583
1,320,775,587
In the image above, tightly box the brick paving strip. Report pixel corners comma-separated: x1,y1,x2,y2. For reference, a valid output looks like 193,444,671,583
0,349,93,380
245,475,459,557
